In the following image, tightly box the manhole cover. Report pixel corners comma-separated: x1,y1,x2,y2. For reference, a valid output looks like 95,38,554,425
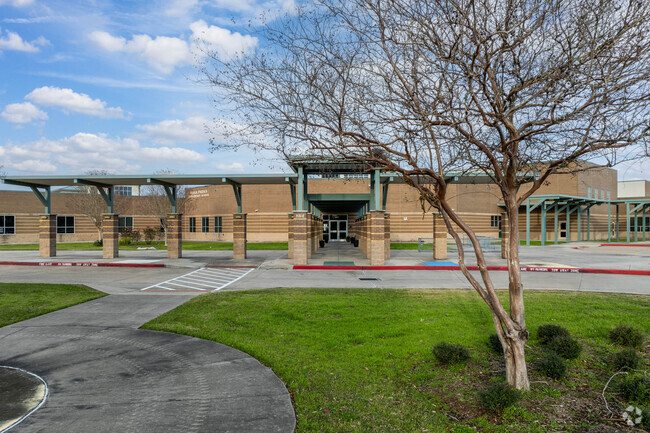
359,277,379,281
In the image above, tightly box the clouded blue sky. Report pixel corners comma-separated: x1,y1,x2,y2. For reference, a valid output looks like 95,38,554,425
0,0,290,178
0,0,647,182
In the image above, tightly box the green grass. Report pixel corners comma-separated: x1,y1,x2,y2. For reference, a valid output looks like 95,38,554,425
0,283,106,327
143,289,650,432
0,241,288,251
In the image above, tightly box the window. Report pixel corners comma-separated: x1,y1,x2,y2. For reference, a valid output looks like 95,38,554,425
214,216,222,233
189,217,196,233
56,216,75,234
114,186,133,196
118,216,133,231
201,217,209,233
490,215,501,228
587,187,591,198
0,215,15,235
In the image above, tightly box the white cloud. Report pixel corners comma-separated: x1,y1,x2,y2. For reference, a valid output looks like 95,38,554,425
0,27,49,52
89,30,191,74
164,0,199,16
190,20,257,60
0,133,206,174
0,0,35,7
88,20,258,74
1,102,48,123
25,86,126,119
136,116,208,145
10,159,57,173
215,162,244,172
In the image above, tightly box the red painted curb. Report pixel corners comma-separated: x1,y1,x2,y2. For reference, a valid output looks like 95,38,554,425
600,243,650,247
293,265,650,276
0,261,165,268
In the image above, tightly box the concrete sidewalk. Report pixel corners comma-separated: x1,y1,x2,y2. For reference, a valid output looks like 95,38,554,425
0,294,295,433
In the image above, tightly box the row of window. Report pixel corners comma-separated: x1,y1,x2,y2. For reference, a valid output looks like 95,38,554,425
189,216,223,233
587,187,611,200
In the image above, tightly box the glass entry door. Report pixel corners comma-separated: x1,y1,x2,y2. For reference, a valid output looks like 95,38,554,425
328,218,348,241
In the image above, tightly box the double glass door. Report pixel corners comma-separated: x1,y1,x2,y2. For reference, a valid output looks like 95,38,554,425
326,217,348,241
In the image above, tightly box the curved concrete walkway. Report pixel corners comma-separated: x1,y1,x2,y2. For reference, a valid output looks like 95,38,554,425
0,294,295,433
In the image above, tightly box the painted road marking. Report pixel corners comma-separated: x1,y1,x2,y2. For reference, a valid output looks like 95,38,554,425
141,267,255,292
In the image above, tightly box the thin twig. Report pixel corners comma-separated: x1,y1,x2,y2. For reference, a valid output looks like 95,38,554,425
602,371,628,415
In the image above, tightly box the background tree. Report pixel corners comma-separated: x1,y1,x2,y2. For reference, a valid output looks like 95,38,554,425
68,169,114,241
140,168,193,242
201,0,650,389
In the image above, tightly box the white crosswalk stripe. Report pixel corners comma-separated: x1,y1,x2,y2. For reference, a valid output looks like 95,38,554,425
141,267,255,292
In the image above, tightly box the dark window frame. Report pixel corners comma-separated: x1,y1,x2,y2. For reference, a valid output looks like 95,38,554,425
201,217,209,233
0,215,16,235
56,216,75,234
189,217,196,233
214,216,222,233
490,215,501,228
118,216,134,231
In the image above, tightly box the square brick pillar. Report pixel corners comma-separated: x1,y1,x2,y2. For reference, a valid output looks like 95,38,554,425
305,215,312,259
292,211,308,265
433,213,448,260
364,216,370,255
39,214,56,258
233,213,247,260
167,213,183,259
101,213,119,259
369,211,386,266
500,212,509,259
384,213,391,260
287,214,294,259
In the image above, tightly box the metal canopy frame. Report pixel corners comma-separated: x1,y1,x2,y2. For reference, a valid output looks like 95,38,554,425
2,173,298,216
500,195,650,245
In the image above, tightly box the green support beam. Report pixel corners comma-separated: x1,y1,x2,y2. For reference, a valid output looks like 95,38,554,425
3,180,51,213
148,178,178,213
222,178,243,214
74,179,115,213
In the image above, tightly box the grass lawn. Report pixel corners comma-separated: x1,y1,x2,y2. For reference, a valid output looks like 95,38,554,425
0,283,106,327
0,241,288,251
143,289,649,432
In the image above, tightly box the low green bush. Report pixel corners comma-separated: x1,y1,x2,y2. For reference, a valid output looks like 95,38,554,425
547,335,582,360
617,376,650,406
432,342,471,365
92,239,103,247
612,349,643,371
479,383,523,413
488,334,503,354
537,324,570,345
538,352,568,380
610,325,645,349
119,237,131,246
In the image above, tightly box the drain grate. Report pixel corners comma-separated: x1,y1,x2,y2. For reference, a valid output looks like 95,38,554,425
359,277,379,281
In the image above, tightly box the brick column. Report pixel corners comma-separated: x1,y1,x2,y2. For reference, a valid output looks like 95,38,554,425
306,215,312,259
39,214,56,258
287,213,294,259
433,213,448,260
369,211,386,265
102,213,119,259
384,213,391,260
233,213,247,260
167,213,183,258
292,211,308,265
500,212,509,259
364,215,370,255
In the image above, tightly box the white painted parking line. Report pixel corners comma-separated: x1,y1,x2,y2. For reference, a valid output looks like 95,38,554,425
141,267,255,292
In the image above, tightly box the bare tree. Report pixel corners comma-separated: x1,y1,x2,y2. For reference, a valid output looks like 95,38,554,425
140,169,193,242
67,169,114,241
201,0,650,389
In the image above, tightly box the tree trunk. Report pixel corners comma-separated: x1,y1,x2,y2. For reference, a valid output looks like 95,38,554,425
505,333,530,390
